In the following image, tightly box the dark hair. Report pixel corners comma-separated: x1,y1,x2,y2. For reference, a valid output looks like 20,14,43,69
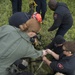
63,41,75,54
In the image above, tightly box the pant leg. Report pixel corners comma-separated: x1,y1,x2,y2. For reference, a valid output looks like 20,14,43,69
11,0,18,14
41,0,47,20
18,0,22,12
34,0,41,13
55,25,72,37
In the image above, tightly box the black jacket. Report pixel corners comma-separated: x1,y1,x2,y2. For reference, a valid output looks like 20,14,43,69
50,54,75,75
49,2,73,31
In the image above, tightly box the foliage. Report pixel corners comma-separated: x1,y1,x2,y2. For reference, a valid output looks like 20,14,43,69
0,0,75,74
0,0,75,45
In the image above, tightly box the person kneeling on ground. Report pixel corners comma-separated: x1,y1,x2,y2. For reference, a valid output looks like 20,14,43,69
43,41,75,75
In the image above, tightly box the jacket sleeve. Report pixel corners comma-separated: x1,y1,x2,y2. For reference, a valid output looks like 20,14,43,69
48,13,62,31
24,43,43,59
50,61,65,73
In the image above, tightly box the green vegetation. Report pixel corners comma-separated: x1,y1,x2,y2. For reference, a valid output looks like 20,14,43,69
0,0,75,48
0,0,75,74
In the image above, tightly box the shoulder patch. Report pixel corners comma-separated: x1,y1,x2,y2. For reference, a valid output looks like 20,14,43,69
53,14,58,19
57,63,64,69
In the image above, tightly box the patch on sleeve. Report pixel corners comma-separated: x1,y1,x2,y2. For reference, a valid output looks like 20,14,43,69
57,63,64,69
53,14,58,19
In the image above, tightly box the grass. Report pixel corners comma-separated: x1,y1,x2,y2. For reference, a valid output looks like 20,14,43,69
0,0,75,43
0,0,75,74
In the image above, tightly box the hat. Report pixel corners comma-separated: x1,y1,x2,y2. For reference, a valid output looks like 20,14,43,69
9,12,29,28
54,35,65,44
31,12,42,23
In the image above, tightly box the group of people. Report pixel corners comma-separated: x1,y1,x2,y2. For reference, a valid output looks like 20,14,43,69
43,0,74,75
0,0,75,75
10,0,47,20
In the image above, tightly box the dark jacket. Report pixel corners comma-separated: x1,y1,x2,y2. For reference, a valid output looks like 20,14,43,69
49,2,73,31
50,54,75,75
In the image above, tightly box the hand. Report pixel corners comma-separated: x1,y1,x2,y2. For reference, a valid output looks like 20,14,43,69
42,56,47,61
42,50,47,56
46,49,53,54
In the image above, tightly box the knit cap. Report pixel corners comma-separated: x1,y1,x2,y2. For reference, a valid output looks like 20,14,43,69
9,12,29,28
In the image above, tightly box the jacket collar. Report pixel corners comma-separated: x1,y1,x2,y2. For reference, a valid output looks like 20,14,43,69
15,27,31,43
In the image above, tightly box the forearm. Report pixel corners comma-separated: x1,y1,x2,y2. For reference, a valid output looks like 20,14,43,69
44,58,51,66
48,16,62,31
43,56,52,66
47,49,59,60
50,51,59,60
49,24,58,31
